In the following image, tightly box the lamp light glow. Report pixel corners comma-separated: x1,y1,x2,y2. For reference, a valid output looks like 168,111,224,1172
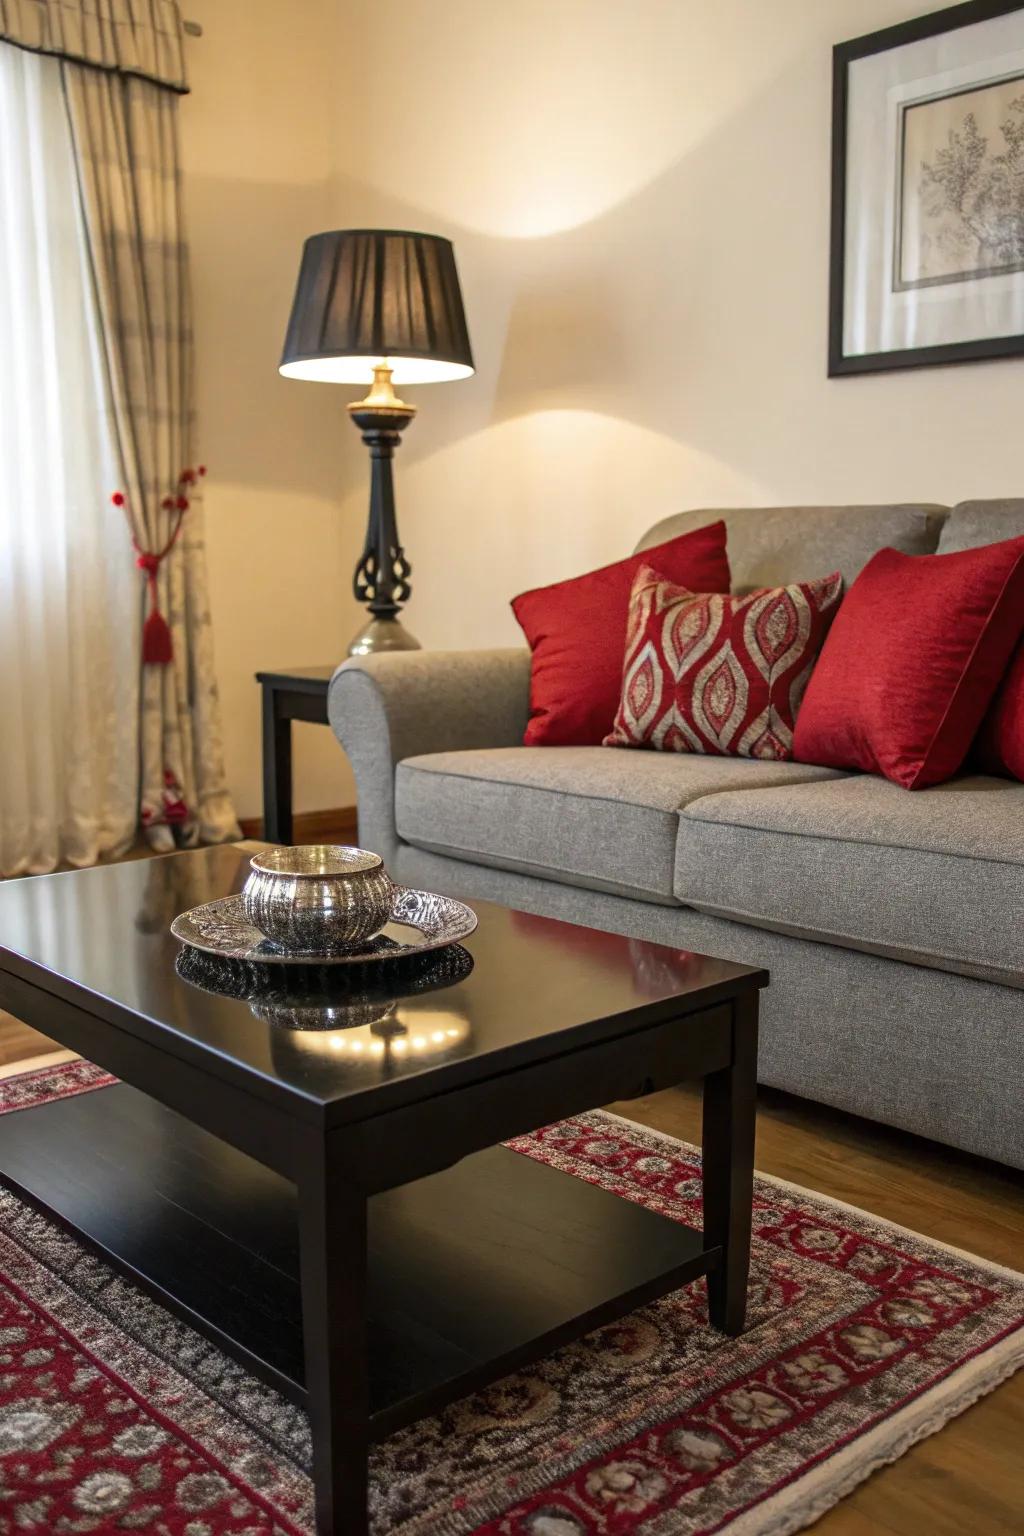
279,355,474,386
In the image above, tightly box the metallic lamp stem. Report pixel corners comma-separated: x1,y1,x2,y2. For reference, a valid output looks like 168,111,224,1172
347,366,420,656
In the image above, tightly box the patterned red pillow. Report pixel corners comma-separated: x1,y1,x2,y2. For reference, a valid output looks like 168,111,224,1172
605,565,843,759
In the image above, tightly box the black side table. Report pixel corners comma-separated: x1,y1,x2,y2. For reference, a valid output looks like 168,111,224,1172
256,666,334,844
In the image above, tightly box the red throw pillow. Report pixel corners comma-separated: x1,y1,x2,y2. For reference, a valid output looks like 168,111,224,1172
604,565,843,760
793,538,1024,789
975,645,1024,781
511,522,730,747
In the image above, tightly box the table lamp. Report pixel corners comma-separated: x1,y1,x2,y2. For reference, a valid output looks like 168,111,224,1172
279,229,474,655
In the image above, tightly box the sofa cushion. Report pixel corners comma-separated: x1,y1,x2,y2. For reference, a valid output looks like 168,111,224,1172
978,647,1024,783
939,502,1024,783
938,499,1024,554
511,521,730,749
793,538,1024,789
675,775,1024,983
605,564,842,759
636,504,947,592
396,748,846,904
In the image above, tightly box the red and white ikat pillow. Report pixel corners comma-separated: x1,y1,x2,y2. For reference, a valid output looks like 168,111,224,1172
605,564,843,760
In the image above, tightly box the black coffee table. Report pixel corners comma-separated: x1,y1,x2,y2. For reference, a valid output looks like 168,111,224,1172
0,845,765,1536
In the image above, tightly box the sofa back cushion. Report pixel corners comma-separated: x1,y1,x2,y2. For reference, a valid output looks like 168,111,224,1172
938,499,1024,553
636,505,947,592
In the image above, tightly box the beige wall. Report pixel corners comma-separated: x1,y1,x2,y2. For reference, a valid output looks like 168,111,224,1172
328,0,1024,654
180,0,358,821
182,0,1024,818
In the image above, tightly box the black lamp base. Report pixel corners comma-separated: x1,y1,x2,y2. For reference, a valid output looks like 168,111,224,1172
347,615,420,657
347,366,420,657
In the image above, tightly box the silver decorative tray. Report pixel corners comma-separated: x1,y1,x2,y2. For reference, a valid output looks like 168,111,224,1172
171,886,477,964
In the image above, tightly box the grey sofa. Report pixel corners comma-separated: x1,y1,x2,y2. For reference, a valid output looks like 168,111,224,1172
329,501,1024,1169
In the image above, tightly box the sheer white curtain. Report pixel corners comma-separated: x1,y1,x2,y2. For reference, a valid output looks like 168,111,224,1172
0,45,138,875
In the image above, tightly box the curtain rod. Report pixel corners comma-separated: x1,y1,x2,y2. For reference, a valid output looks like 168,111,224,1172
184,19,202,36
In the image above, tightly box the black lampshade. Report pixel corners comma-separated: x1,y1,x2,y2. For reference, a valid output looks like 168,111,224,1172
279,229,474,386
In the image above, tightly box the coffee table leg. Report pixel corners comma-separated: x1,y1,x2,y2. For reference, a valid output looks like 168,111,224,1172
299,1156,369,1536
701,993,758,1336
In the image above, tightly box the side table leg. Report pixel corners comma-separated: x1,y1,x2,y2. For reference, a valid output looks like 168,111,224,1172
702,992,758,1335
299,1157,369,1536
261,685,293,845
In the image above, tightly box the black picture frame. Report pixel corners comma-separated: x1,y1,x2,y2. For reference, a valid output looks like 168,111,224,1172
829,0,1024,376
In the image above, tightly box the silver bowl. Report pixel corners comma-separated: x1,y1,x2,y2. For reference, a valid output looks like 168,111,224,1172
242,845,395,953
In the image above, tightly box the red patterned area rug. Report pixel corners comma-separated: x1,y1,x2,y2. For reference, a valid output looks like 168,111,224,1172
0,1056,115,1112
0,1061,1021,1535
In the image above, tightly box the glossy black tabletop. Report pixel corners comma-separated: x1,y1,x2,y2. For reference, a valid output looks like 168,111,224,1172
0,845,765,1124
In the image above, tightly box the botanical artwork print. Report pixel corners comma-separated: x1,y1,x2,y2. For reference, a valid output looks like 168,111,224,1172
896,73,1024,290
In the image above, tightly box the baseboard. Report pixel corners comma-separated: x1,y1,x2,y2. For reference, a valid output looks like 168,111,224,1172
238,806,358,843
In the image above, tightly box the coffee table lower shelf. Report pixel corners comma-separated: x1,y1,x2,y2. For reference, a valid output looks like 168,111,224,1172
0,1084,719,1436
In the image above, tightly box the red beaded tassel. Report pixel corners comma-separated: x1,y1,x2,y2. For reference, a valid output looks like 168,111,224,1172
136,550,174,663
112,467,205,666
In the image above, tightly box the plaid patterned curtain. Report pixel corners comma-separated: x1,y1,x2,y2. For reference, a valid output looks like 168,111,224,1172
0,0,187,91
56,31,238,849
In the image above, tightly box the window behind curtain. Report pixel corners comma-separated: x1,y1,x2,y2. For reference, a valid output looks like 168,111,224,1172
0,45,138,875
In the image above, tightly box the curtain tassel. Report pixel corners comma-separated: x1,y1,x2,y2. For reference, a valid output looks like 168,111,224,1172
137,552,174,663
113,468,205,668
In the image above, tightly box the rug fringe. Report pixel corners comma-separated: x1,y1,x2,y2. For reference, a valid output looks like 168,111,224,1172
727,1332,1024,1535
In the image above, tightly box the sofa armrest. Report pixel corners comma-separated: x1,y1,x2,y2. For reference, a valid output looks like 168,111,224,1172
328,648,531,856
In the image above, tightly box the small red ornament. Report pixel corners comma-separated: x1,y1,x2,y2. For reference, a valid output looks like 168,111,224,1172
176,495,189,511
111,491,125,506
161,495,174,511
198,465,207,476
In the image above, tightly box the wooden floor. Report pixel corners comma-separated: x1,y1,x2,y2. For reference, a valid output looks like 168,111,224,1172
0,1013,1020,1532
0,1013,74,1074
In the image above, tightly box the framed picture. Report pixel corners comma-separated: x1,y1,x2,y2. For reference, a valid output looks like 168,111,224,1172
830,0,1024,375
